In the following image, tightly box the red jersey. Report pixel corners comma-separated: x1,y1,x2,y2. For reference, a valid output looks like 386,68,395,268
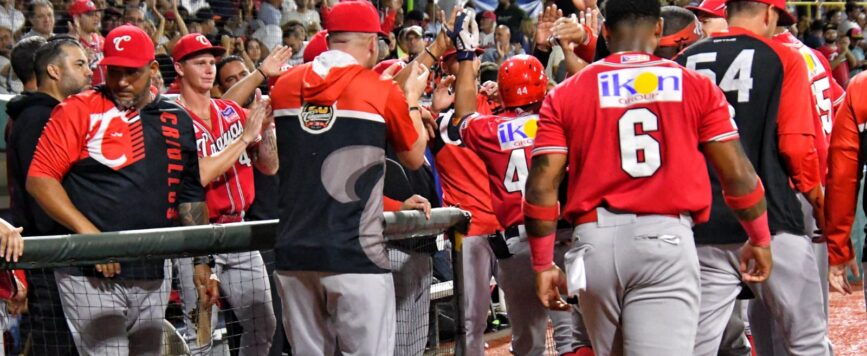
180,98,254,221
432,99,502,236
825,72,867,265
775,31,846,182
534,53,738,223
81,32,105,86
460,111,537,228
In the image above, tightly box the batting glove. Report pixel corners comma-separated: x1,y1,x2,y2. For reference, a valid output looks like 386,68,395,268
447,9,479,61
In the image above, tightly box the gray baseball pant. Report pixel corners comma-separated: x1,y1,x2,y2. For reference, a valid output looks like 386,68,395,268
570,208,700,356
693,233,831,356
388,247,432,356
717,300,751,356
176,251,276,356
273,270,396,355
54,264,171,356
498,227,590,356
461,235,498,356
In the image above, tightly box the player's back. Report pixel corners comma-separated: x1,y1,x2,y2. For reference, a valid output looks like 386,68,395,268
534,52,737,224
677,27,812,243
461,112,538,228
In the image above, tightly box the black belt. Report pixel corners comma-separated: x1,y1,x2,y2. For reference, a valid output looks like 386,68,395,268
504,221,573,239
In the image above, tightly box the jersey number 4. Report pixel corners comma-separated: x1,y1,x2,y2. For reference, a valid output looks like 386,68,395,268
685,50,755,102
619,108,661,178
504,149,529,194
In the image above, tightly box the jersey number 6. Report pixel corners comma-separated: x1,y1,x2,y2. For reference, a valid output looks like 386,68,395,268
619,108,661,178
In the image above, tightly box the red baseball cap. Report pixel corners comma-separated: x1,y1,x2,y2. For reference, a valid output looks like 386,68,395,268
172,33,226,62
726,0,795,26
100,25,155,68
304,30,329,63
68,0,102,17
687,0,726,19
325,1,387,36
481,11,497,22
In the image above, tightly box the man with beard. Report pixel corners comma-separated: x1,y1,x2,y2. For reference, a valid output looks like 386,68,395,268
6,35,92,356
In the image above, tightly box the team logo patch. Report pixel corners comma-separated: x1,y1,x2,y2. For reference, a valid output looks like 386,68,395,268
220,106,240,123
598,67,682,108
497,115,538,151
299,103,336,134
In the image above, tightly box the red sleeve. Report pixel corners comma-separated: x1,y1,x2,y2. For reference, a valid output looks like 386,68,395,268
382,83,419,152
12,270,26,291
693,73,739,142
458,113,482,151
28,101,88,181
533,86,568,156
824,75,867,265
777,49,821,192
384,196,402,211
381,9,397,35
572,31,597,64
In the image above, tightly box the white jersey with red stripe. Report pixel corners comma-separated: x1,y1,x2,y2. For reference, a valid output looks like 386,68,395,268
182,98,255,221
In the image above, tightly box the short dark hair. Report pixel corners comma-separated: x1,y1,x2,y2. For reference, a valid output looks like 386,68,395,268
726,0,770,20
660,6,696,36
28,0,53,16
216,55,245,87
603,0,661,30
33,36,82,87
11,36,48,85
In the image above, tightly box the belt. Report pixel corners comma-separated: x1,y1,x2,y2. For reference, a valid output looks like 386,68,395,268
504,221,574,239
573,208,682,226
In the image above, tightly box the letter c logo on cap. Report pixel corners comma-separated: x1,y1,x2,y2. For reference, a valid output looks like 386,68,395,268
196,35,209,45
113,35,132,51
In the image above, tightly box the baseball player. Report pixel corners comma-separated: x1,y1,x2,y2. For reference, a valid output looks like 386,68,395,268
687,0,729,36
676,0,832,355
393,9,504,355
450,42,592,355
826,71,867,308
268,1,429,354
171,33,278,355
26,25,209,355
527,0,773,354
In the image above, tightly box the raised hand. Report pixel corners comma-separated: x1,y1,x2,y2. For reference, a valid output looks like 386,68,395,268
259,45,293,77
536,5,563,51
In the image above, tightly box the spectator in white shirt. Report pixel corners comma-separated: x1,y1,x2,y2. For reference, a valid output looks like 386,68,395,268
24,0,55,40
0,0,24,33
286,0,320,30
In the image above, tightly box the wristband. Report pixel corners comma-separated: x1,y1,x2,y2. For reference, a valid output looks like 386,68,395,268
739,211,772,247
409,106,421,112
523,200,561,221
723,178,764,210
456,51,476,62
256,67,267,79
528,233,556,272
424,46,436,60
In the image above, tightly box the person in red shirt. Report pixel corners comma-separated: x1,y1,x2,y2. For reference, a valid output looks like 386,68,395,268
527,0,772,354
688,0,729,36
171,33,278,355
67,0,105,86
819,23,858,88
453,49,593,355
825,71,867,307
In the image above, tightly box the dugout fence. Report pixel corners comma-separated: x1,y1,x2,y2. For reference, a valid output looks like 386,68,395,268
0,208,472,356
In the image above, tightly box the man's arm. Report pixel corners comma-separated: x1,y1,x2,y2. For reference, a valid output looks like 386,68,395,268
25,177,98,234
221,46,292,105
199,97,268,185
453,54,479,123
701,140,772,282
251,124,278,175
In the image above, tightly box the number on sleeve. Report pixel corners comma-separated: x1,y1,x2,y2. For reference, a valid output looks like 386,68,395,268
503,149,529,194
619,108,661,178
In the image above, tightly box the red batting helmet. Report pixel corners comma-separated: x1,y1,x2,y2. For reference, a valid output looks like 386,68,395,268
498,55,548,108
